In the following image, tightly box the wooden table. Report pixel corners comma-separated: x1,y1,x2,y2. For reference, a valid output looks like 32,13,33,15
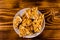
0,0,60,40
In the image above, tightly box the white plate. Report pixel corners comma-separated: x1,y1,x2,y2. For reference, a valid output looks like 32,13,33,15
13,8,45,38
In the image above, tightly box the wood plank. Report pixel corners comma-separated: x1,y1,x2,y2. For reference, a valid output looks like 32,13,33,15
33,30,60,40
42,30,60,39
0,26,13,30
0,1,60,8
45,25,60,30
0,29,60,40
0,25,60,30
19,1,60,8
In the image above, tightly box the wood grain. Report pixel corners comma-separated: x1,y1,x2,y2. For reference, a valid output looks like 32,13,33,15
0,0,60,40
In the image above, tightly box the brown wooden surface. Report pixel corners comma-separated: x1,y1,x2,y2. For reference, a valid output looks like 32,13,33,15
0,0,60,40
